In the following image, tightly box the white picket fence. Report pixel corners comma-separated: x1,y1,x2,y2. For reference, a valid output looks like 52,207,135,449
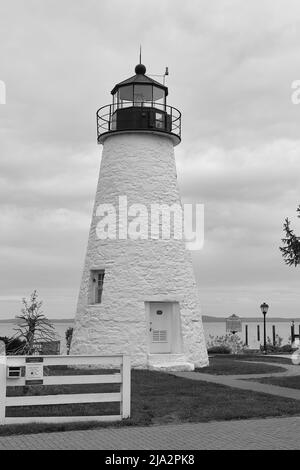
0,354,131,425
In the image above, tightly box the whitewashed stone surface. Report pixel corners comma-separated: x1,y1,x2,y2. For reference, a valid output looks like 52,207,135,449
71,132,208,369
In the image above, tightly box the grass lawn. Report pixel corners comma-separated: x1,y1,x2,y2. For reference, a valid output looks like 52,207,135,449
196,357,286,375
209,354,292,365
246,376,300,390
2,368,300,436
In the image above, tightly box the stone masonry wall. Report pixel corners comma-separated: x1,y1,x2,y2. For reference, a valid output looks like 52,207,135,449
71,132,208,368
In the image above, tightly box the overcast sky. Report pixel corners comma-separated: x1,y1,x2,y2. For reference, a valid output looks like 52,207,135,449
0,0,300,319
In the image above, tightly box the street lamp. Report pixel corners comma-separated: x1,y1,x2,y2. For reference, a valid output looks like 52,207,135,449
260,302,269,354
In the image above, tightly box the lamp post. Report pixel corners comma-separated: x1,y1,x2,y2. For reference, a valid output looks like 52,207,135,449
260,302,269,354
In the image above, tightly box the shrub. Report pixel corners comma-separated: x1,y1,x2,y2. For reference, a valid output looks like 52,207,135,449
0,336,26,355
279,344,294,353
207,345,231,354
207,333,247,354
260,335,287,353
13,290,56,355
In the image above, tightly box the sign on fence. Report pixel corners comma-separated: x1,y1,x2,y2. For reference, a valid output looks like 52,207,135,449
0,352,131,425
25,361,44,384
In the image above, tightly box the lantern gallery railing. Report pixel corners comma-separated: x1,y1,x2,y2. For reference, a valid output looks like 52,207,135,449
96,102,181,143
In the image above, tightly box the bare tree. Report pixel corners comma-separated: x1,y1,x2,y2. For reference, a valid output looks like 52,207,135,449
9,290,56,355
280,205,300,267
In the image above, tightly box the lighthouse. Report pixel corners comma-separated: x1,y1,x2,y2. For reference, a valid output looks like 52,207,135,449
71,62,208,371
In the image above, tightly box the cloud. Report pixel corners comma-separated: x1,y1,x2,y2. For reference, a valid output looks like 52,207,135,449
0,0,300,318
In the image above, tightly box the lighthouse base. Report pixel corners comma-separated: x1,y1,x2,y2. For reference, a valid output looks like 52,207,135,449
147,353,195,372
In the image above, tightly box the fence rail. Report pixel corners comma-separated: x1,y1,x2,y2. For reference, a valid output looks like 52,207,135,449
0,353,131,425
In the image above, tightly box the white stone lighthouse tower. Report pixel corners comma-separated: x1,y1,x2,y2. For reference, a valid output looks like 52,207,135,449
71,62,208,370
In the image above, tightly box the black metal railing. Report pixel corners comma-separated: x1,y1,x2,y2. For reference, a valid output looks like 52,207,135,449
96,102,181,143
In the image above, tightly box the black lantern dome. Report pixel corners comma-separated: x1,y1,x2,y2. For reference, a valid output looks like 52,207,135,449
97,63,181,145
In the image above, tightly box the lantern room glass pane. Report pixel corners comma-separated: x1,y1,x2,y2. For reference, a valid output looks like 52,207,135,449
134,85,152,104
153,86,165,102
119,85,134,102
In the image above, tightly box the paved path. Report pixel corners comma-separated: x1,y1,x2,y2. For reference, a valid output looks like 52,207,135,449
0,416,299,449
175,372,300,400
172,361,300,401
228,360,300,379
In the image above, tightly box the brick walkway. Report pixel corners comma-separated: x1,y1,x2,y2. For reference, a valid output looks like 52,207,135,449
0,359,299,450
0,416,299,449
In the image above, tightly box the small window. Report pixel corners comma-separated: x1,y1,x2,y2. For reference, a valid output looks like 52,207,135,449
155,112,164,129
91,270,105,304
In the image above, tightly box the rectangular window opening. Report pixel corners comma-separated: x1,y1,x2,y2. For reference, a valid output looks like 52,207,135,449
155,112,165,129
90,270,105,304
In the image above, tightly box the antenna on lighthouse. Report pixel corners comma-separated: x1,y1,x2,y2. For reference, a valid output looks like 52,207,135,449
163,67,169,85
139,45,142,64
148,66,169,85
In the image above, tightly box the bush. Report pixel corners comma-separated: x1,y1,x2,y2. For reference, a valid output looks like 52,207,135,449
260,335,289,353
207,333,247,354
279,344,294,353
260,343,277,353
0,336,26,355
207,345,231,354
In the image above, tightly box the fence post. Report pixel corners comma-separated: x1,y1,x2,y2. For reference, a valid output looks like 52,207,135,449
272,325,276,346
0,341,6,424
121,355,131,419
291,323,295,344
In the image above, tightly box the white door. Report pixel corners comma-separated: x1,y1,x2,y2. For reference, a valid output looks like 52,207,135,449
149,302,172,353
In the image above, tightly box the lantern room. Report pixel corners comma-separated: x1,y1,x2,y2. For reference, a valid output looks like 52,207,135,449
97,63,181,145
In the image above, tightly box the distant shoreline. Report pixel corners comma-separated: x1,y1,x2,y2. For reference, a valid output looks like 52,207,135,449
0,318,74,323
0,316,299,323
